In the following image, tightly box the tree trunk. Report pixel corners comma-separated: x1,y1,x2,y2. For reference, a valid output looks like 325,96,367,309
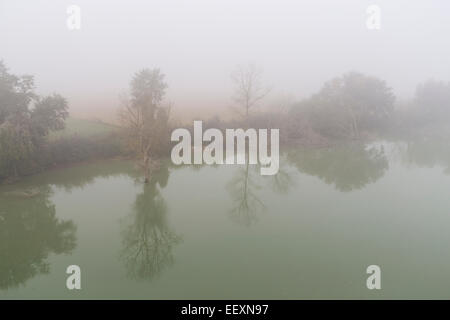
143,144,152,183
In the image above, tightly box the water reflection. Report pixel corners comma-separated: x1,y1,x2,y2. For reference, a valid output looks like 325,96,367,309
36,160,140,192
0,186,76,289
227,162,265,227
0,145,395,290
401,140,450,174
120,165,181,280
287,144,388,191
268,162,295,195
226,160,294,226
0,160,143,291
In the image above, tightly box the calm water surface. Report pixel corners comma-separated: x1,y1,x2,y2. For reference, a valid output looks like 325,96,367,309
1,141,450,299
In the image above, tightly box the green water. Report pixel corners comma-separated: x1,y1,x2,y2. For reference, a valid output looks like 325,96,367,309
1,141,450,299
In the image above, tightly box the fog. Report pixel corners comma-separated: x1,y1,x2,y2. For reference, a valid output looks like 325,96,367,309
1,0,449,121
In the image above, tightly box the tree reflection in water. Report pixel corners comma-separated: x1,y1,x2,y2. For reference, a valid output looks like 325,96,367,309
121,165,181,280
0,186,76,289
401,140,450,174
227,156,295,227
227,162,265,227
287,144,389,192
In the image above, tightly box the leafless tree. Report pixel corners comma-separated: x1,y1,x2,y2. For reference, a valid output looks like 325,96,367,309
231,63,270,119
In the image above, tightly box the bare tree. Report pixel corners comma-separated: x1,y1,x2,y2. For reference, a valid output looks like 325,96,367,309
231,63,270,119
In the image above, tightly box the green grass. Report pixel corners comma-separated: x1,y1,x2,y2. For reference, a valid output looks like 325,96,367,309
49,118,118,140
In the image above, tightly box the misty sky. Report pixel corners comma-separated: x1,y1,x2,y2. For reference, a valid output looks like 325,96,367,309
1,0,449,120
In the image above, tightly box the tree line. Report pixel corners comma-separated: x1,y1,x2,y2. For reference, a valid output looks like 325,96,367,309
0,61,122,182
2,60,450,183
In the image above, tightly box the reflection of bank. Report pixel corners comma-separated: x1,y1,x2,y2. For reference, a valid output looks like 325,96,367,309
0,160,139,291
401,140,450,174
287,144,389,192
120,165,181,280
226,157,293,227
0,186,76,290
226,143,389,227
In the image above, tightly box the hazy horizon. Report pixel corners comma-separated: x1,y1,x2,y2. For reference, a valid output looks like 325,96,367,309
1,0,450,121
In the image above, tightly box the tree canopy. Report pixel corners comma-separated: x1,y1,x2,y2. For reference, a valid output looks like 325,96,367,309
118,68,171,182
291,72,395,140
0,61,68,179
